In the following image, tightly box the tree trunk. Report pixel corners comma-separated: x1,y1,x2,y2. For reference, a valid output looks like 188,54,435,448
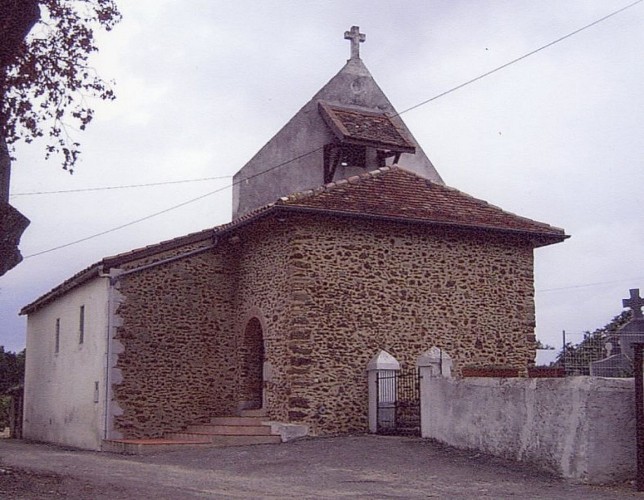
0,0,39,275
0,0,40,70
0,134,29,275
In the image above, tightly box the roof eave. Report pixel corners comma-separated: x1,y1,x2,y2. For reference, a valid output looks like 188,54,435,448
274,204,568,246
20,200,567,316
20,228,220,316
20,264,104,316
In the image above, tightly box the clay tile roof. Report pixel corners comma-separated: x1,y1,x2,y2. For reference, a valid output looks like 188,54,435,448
21,167,567,315
19,227,218,315
277,166,567,244
318,102,415,153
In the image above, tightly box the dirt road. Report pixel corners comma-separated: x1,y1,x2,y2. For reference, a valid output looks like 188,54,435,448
0,436,640,498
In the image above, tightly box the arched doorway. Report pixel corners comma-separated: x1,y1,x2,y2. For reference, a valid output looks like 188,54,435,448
240,317,264,410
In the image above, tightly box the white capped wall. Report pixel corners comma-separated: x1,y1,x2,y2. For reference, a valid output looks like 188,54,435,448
420,375,636,484
23,276,110,450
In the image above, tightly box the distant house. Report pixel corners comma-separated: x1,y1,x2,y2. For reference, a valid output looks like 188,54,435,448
21,28,567,450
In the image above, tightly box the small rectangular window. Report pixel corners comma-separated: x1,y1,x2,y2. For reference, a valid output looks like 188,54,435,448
93,381,99,403
79,305,85,344
55,318,60,353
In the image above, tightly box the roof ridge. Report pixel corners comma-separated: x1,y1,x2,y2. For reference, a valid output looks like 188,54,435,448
277,166,394,204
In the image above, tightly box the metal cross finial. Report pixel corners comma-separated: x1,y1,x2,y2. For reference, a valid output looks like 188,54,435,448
344,26,366,60
623,288,644,319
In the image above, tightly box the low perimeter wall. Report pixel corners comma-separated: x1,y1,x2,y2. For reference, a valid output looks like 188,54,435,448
420,375,635,484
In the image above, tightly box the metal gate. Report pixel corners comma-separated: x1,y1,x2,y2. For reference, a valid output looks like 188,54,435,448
376,369,420,436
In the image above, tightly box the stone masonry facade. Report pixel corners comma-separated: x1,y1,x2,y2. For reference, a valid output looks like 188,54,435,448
265,214,535,435
111,211,536,439
113,239,240,438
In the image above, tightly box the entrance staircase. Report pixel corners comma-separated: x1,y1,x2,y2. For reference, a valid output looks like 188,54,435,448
102,409,299,454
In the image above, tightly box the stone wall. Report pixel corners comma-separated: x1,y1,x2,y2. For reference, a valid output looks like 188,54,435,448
420,375,636,484
233,218,294,418
112,220,299,438
111,212,537,438
113,242,239,438
263,214,536,435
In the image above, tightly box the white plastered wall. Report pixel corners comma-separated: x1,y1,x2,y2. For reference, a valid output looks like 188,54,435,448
420,375,636,484
23,276,110,450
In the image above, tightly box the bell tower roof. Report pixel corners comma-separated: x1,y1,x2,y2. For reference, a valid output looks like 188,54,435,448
232,26,443,219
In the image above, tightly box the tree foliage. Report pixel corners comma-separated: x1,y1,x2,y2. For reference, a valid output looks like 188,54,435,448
1,0,121,172
0,346,25,394
535,339,554,350
555,310,631,374
0,347,24,428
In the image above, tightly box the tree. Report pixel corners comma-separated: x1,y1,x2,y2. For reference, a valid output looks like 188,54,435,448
555,310,631,375
535,339,555,350
0,346,25,394
1,0,121,173
0,346,25,429
0,0,121,275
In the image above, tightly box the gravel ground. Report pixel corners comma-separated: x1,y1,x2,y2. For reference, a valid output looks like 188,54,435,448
0,435,641,499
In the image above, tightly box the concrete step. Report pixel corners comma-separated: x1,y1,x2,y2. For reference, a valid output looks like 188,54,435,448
209,416,266,426
187,424,273,436
165,432,281,446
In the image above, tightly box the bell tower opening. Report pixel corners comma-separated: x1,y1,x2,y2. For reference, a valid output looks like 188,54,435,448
319,101,415,184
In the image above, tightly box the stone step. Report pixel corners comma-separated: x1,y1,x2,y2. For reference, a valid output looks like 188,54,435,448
240,408,267,418
209,416,266,426
102,438,212,455
186,424,273,436
103,414,308,454
166,432,281,446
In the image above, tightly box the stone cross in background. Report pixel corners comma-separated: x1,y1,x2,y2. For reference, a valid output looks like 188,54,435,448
344,26,366,60
623,288,644,320
591,287,644,376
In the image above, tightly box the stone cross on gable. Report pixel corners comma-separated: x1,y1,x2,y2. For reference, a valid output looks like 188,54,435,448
344,26,366,60
623,288,644,319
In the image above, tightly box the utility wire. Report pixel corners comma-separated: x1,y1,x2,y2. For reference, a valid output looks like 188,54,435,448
23,1,642,259
10,176,231,197
536,277,644,294
24,147,324,258
396,0,644,116
17,1,642,202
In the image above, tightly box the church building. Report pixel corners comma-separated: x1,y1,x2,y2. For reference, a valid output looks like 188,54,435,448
20,27,567,451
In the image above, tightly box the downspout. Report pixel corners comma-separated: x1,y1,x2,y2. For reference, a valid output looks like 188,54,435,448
98,239,218,442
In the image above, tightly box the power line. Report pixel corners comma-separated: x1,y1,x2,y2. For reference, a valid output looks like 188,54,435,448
396,0,644,117
10,176,232,197
536,277,644,294
24,188,225,258
17,1,642,202
24,147,323,258
23,1,642,259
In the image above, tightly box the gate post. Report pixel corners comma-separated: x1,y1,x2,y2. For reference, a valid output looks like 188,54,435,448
417,347,452,439
366,350,400,434
635,343,644,491
417,346,452,379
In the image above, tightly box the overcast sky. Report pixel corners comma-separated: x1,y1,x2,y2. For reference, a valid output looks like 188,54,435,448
2,0,643,362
